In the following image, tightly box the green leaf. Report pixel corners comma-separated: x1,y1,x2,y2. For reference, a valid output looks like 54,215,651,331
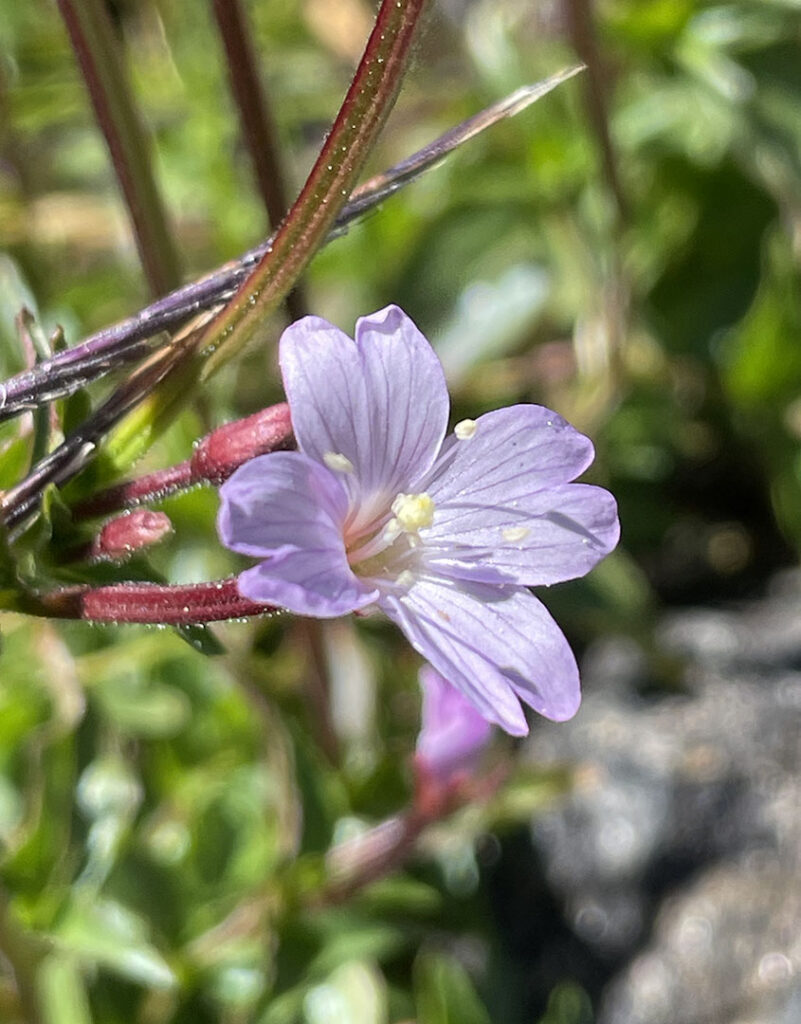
0,522,17,589
414,951,491,1024
289,725,349,855
10,484,75,584
303,960,388,1024
59,385,92,441
38,954,93,1024
537,982,593,1024
94,677,191,738
356,876,443,917
722,231,801,407
648,160,775,357
0,435,31,490
174,622,227,656
53,896,177,990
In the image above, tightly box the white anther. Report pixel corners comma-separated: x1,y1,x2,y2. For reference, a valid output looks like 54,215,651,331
502,526,530,543
454,418,477,440
390,492,435,532
396,570,414,587
323,451,354,473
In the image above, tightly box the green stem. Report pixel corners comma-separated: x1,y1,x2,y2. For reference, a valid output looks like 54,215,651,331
200,0,428,374
101,0,429,475
0,887,45,1024
57,0,182,297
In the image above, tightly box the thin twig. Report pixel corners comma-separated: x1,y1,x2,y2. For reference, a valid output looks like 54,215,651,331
211,0,291,231
295,619,340,765
0,67,581,423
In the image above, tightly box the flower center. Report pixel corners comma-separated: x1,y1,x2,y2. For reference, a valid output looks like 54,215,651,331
345,491,435,582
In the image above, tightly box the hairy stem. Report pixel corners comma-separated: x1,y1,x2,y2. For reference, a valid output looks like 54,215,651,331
0,315,212,533
29,578,274,625
74,402,293,518
318,765,508,905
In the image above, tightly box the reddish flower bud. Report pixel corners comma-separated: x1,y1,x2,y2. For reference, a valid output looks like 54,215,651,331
191,403,293,486
75,403,294,520
91,509,172,561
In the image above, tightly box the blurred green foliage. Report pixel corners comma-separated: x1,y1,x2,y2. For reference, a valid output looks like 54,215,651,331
1,0,801,1020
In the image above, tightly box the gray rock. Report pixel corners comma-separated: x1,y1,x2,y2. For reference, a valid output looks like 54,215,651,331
526,573,801,1023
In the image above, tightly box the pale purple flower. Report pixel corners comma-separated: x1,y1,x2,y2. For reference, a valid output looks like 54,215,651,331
415,665,492,783
217,305,619,735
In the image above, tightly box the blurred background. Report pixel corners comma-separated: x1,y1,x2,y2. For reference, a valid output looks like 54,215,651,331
1,0,801,1021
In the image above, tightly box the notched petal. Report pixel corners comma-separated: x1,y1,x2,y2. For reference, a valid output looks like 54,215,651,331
382,576,582,733
280,307,449,517
428,405,597,503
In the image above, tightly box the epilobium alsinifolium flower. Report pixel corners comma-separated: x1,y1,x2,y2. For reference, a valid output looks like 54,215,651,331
415,664,492,783
217,306,619,734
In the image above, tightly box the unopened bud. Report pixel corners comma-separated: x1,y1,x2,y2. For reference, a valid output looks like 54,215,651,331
191,402,293,485
415,665,492,787
91,510,172,561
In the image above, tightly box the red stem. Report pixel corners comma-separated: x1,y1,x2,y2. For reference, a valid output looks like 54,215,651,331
318,764,510,905
74,402,293,519
34,577,273,625
76,462,194,518
0,72,573,424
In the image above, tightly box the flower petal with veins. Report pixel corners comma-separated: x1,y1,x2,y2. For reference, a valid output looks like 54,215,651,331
218,305,619,735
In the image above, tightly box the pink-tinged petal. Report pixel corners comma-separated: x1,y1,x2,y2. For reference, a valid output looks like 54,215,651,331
279,306,449,519
427,406,596,503
218,450,348,558
424,483,620,586
237,549,377,617
416,665,492,782
217,451,377,616
381,577,581,734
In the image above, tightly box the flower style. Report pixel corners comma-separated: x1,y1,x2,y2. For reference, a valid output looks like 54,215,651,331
415,664,492,784
217,305,619,735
